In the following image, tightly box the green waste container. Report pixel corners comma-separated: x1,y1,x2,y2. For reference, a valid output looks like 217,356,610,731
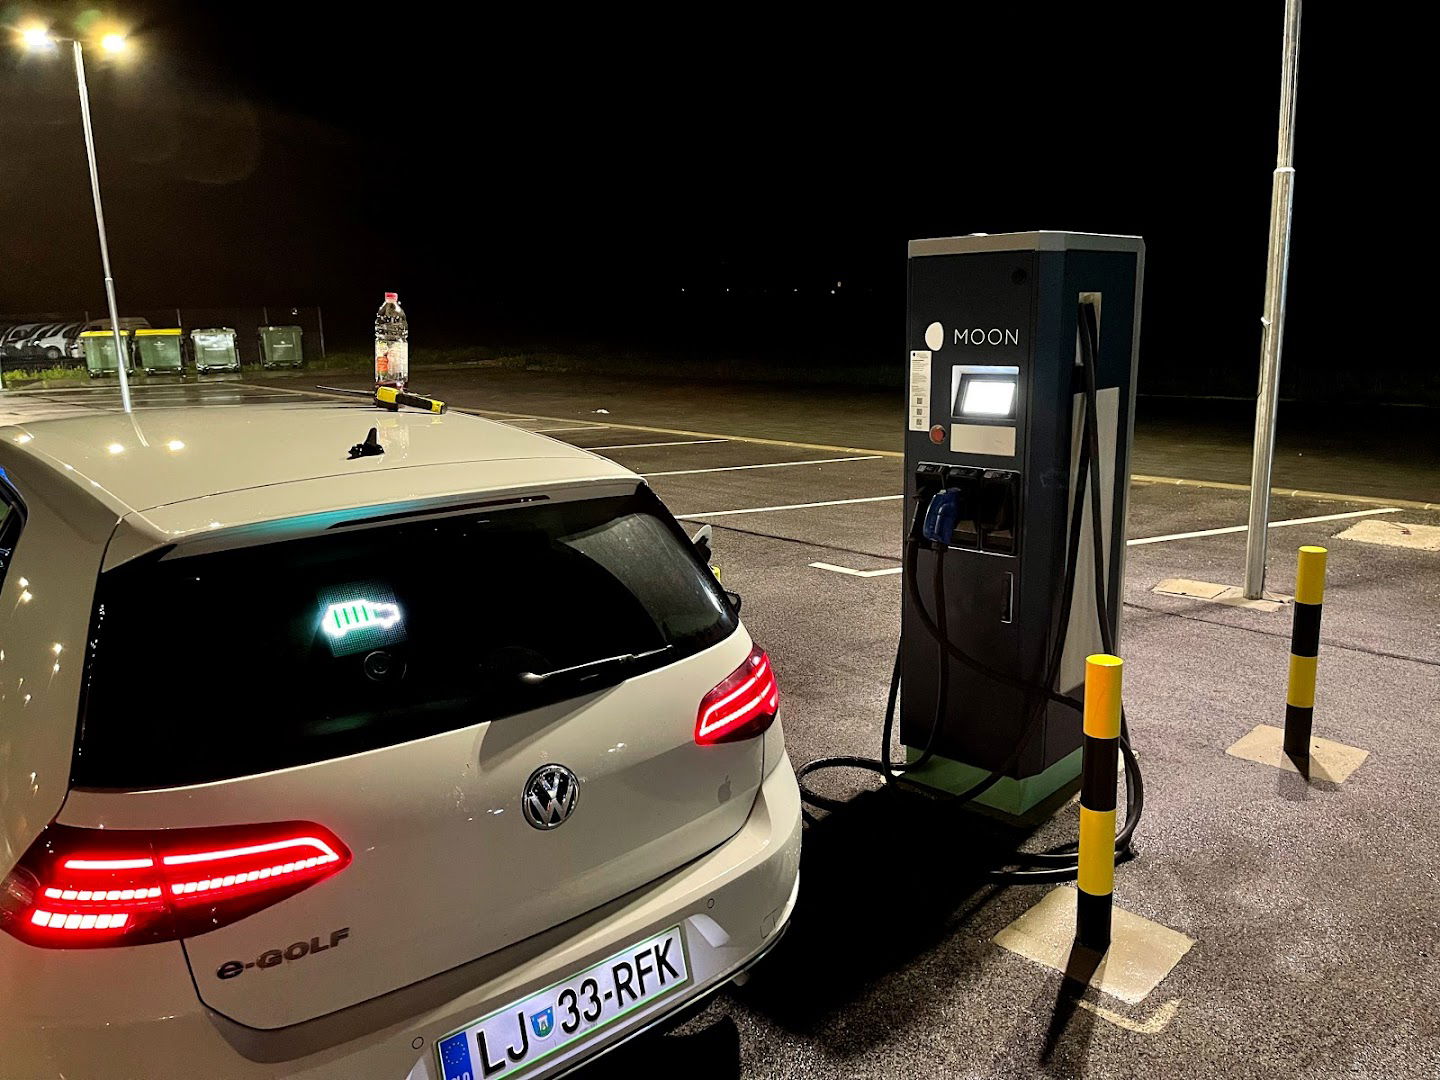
80,329,133,378
190,327,240,373
134,328,185,375
258,325,304,369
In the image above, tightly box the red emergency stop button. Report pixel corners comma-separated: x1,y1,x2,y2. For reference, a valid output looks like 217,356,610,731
929,425,946,444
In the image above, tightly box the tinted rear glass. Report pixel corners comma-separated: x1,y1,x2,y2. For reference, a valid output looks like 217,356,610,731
75,489,736,787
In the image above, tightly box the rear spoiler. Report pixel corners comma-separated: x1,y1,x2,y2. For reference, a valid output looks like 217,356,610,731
102,469,643,572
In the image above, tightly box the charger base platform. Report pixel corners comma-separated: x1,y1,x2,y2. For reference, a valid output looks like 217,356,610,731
902,746,1082,820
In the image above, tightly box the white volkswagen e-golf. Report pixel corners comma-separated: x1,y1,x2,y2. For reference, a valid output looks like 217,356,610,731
0,402,801,1078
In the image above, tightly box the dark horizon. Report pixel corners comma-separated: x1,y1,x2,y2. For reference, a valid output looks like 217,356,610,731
1,4,1424,402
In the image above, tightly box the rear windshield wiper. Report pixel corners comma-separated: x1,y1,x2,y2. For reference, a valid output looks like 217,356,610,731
517,645,673,688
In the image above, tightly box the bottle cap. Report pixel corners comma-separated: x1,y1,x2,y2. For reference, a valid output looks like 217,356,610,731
384,292,398,302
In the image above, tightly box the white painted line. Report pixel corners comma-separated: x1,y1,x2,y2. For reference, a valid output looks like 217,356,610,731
678,494,904,520
588,438,729,450
643,455,883,478
808,505,1405,578
809,561,903,578
517,423,611,434
1127,506,1403,546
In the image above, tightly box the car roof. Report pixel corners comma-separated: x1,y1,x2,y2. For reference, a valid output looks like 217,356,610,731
1,401,633,521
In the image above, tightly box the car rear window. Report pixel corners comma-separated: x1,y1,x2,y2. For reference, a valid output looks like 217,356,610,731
74,488,736,788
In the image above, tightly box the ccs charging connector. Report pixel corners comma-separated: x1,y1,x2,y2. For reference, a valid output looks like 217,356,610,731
922,489,966,547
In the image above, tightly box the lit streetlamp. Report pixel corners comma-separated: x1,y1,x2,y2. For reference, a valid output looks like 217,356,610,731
17,21,134,412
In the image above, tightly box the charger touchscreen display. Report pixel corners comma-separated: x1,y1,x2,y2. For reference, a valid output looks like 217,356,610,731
958,378,1016,418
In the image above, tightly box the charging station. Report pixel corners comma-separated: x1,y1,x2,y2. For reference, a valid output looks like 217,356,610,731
899,232,1144,817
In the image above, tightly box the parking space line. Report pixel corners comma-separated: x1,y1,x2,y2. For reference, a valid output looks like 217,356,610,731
438,404,901,459
1128,507,1402,546
809,562,903,578
517,424,611,433
589,439,730,450
808,506,1404,579
240,387,1436,512
642,455,883,478
677,494,903,520
1133,473,1438,512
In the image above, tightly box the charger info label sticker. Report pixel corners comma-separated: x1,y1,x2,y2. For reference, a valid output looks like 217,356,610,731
909,350,932,431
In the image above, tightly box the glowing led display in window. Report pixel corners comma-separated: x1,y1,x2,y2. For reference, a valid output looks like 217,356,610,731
321,599,403,640
316,581,406,658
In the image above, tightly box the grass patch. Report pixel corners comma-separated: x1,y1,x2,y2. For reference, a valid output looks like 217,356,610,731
0,363,89,386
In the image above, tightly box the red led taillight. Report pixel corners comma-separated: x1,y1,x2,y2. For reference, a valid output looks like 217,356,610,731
0,821,350,949
695,645,779,745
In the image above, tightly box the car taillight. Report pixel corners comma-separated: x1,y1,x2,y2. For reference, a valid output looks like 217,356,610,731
0,821,350,949
695,645,779,745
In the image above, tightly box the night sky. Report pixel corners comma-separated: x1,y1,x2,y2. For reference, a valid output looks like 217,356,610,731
0,5,1419,401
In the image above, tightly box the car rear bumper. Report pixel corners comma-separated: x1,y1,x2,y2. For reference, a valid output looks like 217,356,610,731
0,752,802,1079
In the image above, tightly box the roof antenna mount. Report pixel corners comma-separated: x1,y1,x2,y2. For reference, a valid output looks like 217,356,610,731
347,427,384,460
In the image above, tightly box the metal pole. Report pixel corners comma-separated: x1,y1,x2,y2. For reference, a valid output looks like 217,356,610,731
1243,0,1302,598
316,305,326,358
73,40,132,414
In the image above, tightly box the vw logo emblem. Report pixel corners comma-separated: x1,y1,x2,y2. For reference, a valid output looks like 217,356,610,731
521,764,580,830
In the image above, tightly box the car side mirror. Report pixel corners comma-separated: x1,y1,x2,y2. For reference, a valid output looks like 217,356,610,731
724,589,743,614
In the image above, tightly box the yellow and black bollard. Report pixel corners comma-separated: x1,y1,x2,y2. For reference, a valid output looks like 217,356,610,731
1284,545,1327,760
1077,653,1123,952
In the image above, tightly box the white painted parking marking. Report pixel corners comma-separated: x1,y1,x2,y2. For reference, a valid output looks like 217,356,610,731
517,423,611,433
808,506,1407,580
643,455,883,478
1134,473,1439,512
687,499,1394,533
589,438,730,450
229,387,1440,510
809,562,903,578
1128,507,1403,546
677,494,904,520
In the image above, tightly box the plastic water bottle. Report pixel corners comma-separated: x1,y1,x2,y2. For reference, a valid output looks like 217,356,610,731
374,292,409,389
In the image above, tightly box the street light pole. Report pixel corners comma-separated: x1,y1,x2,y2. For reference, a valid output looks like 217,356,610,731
71,38,132,414
1242,0,1302,598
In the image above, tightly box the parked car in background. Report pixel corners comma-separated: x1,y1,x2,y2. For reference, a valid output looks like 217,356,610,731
1,323,47,357
24,322,83,362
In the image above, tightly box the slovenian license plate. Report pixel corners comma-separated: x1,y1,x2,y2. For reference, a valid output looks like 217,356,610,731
436,926,690,1080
